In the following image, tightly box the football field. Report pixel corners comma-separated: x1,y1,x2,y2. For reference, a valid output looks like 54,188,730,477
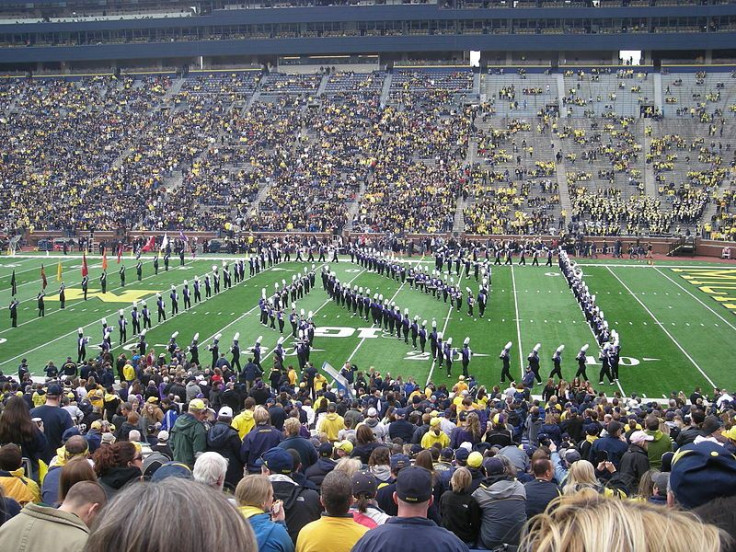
0,252,734,400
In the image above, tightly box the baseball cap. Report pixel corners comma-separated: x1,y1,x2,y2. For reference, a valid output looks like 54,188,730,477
440,448,454,460
47,384,62,397
455,448,470,463
629,430,655,444
724,427,736,441
151,462,193,482
701,415,723,435
318,443,333,458
218,406,233,418
189,398,206,411
334,440,353,454
157,430,169,442
352,471,378,497
390,453,411,471
147,396,159,403
367,407,378,417
670,441,736,509
467,451,483,469
429,417,441,428
142,452,170,479
565,449,582,464
262,447,294,475
395,466,433,503
483,456,505,476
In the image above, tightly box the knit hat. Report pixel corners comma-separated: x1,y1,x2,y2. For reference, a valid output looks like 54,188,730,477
467,451,483,469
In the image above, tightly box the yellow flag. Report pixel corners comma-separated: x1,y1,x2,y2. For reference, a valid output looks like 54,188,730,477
56,261,62,282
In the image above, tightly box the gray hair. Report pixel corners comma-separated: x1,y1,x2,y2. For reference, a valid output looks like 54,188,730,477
193,452,228,491
84,480,256,552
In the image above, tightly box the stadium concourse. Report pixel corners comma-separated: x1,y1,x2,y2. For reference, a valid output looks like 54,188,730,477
0,65,735,552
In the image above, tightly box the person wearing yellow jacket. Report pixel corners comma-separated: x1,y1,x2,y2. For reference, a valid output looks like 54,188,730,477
232,397,257,439
0,444,40,506
318,405,345,442
421,418,450,449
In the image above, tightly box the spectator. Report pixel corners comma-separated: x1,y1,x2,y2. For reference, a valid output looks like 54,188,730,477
421,417,450,450
317,403,344,442
151,430,173,459
92,441,142,499
349,470,390,528
352,465,468,552
643,415,673,470
472,456,527,550
367,446,392,483
83,479,257,552
236,474,293,552
206,406,244,490
669,441,736,510
296,470,368,552
242,407,284,474
362,407,389,443
524,458,561,518
30,384,73,464
0,396,47,479
588,420,628,469
193,451,228,492
41,436,91,505
232,397,257,439
304,443,336,489
440,467,481,547
279,418,317,471
261,447,320,543
0,444,40,506
170,398,208,469
619,430,653,492
352,424,383,465
521,492,729,552
0,481,106,552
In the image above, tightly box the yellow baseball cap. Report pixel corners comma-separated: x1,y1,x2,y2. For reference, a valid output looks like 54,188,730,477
189,398,206,411
467,451,483,469
335,440,354,454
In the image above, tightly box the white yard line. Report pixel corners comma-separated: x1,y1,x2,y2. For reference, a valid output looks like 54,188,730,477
655,267,736,333
607,266,717,388
510,264,525,379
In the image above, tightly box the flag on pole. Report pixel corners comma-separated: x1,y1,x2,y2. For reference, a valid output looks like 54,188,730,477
141,236,156,252
102,253,108,272
116,244,122,264
160,233,169,252
56,261,62,282
178,230,189,243
41,264,47,290
10,270,16,295
81,253,89,277
321,361,354,400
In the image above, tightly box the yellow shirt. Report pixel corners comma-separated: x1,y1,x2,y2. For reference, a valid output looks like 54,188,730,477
232,409,255,439
296,515,368,552
421,429,450,450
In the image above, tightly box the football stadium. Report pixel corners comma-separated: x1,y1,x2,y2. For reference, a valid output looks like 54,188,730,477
0,0,735,550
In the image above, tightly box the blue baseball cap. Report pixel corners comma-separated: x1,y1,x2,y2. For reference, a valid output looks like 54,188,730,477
262,447,294,475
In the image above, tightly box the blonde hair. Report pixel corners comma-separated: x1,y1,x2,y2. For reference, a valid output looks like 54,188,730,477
235,475,272,509
283,417,301,437
450,467,472,494
253,406,270,425
562,460,598,496
333,457,362,477
521,493,728,552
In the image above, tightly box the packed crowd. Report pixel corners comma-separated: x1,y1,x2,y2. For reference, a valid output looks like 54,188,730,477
1,68,734,240
0,330,734,551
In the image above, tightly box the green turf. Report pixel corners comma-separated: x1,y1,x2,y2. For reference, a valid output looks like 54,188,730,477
0,253,734,399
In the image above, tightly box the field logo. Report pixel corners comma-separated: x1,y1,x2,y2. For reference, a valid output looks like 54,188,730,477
673,268,736,312
46,289,153,303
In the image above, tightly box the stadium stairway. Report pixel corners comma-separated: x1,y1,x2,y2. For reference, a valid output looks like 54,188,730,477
166,77,186,98
642,121,657,199
345,179,366,231
316,73,329,96
653,72,664,114
555,73,565,115
379,71,393,108
553,135,573,218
